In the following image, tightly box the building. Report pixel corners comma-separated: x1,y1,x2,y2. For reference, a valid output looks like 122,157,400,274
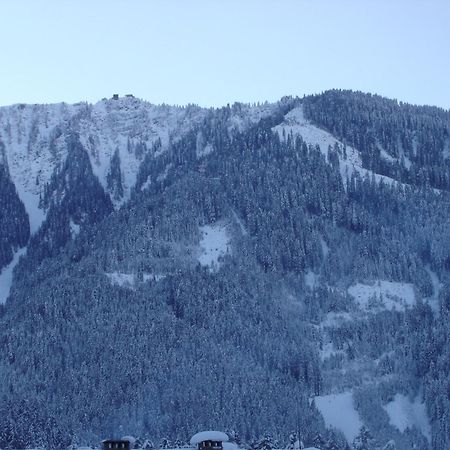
102,439,131,450
112,94,119,100
190,431,229,450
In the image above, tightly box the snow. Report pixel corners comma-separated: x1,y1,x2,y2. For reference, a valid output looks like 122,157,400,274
319,341,345,361
443,138,450,160
198,223,231,269
197,142,214,158
222,443,239,450
156,163,172,182
105,272,135,289
305,270,318,289
231,210,248,236
141,176,152,191
190,431,229,445
0,247,26,304
425,266,441,314
143,273,165,282
106,271,165,289
320,238,329,259
273,106,404,189
121,435,136,445
383,393,431,442
15,184,46,234
0,98,287,218
315,391,363,444
379,147,397,164
70,219,80,237
0,98,209,212
347,280,415,312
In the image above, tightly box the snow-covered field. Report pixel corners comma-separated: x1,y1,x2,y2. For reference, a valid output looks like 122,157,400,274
347,280,415,311
198,223,231,269
315,391,362,444
383,393,431,442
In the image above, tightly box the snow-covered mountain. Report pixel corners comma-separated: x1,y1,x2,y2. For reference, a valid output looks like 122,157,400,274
0,90,449,450
0,97,280,215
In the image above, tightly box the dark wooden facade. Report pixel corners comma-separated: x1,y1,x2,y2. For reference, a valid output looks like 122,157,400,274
103,439,131,450
198,440,224,450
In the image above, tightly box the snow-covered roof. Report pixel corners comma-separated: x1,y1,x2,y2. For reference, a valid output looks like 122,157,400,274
222,443,238,450
190,431,229,445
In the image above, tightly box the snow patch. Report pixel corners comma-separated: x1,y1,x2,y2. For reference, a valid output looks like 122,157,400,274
105,272,135,289
141,176,152,191
105,271,165,289
70,219,80,237
320,238,329,259
348,280,415,312
198,223,231,269
231,210,248,236
14,181,46,234
197,142,214,158
443,139,450,160
0,247,26,304
425,266,442,314
383,393,431,442
379,147,396,164
305,270,318,290
143,273,166,282
156,163,172,182
315,391,363,444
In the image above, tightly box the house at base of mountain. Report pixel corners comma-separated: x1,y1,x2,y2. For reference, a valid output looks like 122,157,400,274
190,431,229,450
102,438,132,450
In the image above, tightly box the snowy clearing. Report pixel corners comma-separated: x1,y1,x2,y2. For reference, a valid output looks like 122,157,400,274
0,247,26,304
347,280,415,311
105,272,135,289
315,391,363,444
198,223,231,269
383,393,431,442
106,272,165,289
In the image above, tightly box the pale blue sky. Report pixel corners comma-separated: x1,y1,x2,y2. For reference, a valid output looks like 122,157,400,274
1,0,449,108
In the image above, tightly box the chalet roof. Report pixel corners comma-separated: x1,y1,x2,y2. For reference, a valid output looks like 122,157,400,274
190,431,229,445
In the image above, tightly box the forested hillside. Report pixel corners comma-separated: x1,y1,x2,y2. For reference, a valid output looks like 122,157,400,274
0,92,449,450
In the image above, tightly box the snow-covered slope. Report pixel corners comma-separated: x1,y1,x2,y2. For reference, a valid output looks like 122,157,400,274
0,98,208,217
0,97,282,224
273,106,405,188
315,391,363,443
0,248,26,304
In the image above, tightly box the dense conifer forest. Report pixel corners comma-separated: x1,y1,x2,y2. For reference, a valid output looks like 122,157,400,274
0,91,449,449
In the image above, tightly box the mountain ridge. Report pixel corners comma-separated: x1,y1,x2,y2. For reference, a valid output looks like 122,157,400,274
0,90,449,449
